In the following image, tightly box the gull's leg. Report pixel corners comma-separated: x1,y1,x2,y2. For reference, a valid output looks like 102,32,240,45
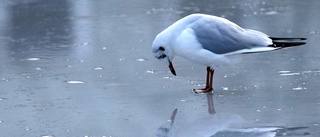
208,68,214,91
193,67,214,93
205,67,210,89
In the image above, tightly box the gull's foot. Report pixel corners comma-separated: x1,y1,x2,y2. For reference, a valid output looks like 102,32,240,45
192,87,213,94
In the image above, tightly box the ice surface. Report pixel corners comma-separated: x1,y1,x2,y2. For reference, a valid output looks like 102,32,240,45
0,0,319,137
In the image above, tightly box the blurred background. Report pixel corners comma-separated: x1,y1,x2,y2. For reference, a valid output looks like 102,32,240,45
0,0,319,136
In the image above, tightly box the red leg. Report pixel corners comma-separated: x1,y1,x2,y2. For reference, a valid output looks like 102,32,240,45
208,68,214,90
193,67,214,93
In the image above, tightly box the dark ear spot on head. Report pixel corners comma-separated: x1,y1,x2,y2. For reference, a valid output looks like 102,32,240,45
159,46,165,51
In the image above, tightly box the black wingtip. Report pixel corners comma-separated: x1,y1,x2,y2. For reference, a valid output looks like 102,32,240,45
269,37,307,41
269,37,307,48
271,41,306,47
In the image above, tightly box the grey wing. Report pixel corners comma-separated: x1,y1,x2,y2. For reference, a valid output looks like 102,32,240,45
191,17,270,54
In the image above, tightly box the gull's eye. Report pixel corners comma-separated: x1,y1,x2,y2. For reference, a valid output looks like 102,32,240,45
160,54,166,59
155,54,167,59
159,46,165,51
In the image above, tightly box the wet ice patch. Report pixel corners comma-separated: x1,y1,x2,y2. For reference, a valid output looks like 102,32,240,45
265,11,278,15
118,58,125,61
292,86,307,91
25,57,40,61
278,70,291,73
222,87,229,91
292,87,304,91
41,135,55,137
280,73,300,76
309,31,320,34
146,70,155,74
1,78,9,82
303,70,320,74
162,76,171,79
279,70,320,76
81,42,88,46
93,67,103,70
278,71,300,76
67,80,85,84
136,58,147,62
302,70,313,73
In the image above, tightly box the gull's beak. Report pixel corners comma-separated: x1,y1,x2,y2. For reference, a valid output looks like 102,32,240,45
169,61,176,76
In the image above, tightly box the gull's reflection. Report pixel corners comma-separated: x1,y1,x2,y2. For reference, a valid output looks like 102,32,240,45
156,108,177,137
156,93,310,137
207,92,216,115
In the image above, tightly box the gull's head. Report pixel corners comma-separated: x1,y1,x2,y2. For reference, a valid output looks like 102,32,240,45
152,33,176,76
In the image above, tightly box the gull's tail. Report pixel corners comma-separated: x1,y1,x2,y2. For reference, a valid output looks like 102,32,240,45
268,37,307,48
227,37,307,55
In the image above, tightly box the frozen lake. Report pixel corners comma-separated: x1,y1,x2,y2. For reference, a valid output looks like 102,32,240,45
0,0,319,137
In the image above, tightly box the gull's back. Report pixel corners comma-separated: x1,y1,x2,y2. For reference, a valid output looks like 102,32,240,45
188,14,272,55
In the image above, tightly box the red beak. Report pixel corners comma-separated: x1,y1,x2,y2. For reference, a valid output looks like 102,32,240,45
169,61,176,76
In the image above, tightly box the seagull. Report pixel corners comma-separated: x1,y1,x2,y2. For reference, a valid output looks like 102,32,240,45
152,13,307,93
